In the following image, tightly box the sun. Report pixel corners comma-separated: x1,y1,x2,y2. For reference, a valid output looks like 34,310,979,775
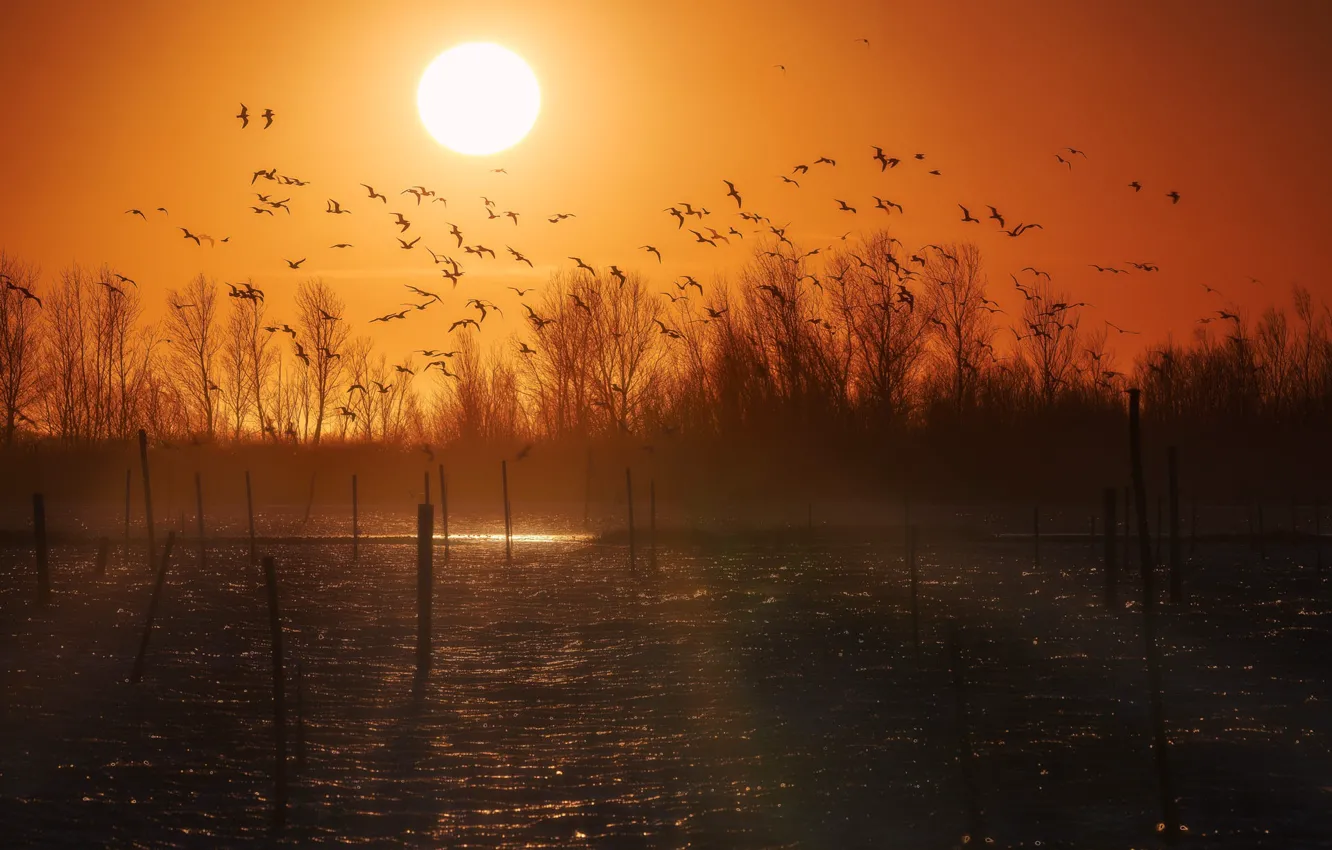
417,43,540,156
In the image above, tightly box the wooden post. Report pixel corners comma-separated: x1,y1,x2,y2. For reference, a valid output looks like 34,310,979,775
1167,447,1182,605
947,620,984,845
438,464,449,565
908,525,920,660
194,471,206,570
501,460,512,562
138,429,156,571
123,467,131,556
582,447,592,531
129,531,176,683
650,479,658,568
1103,488,1117,608
302,471,316,525
95,537,110,577
245,471,257,568
1257,504,1266,563
262,555,288,832
1154,496,1163,567
625,467,636,570
416,503,433,674
351,474,359,564
1128,388,1181,843
294,659,307,773
1032,506,1040,568
1123,486,1131,573
1316,496,1324,573
32,493,50,605
1190,499,1198,556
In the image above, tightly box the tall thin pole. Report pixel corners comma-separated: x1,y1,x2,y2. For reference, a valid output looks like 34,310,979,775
501,460,512,562
123,468,131,555
1032,506,1040,568
1128,388,1181,843
262,555,288,832
194,471,206,570
130,531,176,684
138,429,156,571
1167,446,1182,605
416,504,433,674
908,525,920,661
32,493,50,605
947,620,984,845
650,478,658,568
625,467,636,570
245,470,257,568
1103,487,1117,608
438,464,449,564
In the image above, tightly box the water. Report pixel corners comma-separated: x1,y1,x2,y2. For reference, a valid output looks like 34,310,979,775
1,526,1329,847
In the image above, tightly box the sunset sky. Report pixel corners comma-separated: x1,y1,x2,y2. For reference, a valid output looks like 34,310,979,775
3,0,1331,362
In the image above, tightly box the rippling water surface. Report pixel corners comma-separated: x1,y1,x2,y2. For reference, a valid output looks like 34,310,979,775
1,520,1329,848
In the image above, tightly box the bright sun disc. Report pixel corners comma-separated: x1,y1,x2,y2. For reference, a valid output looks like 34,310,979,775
417,43,540,156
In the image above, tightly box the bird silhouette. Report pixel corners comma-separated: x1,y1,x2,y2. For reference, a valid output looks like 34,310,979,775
398,236,420,249
641,245,662,263
261,108,275,128
285,258,306,269
1128,181,1143,192
330,243,353,249
569,257,595,274
959,205,980,223
236,104,249,128
724,180,742,208
836,199,857,213
1166,191,1181,204
449,318,480,333
507,247,534,267
179,227,201,245
126,209,146,220
780,175,800,188
391,213,411,232
361,184,387,203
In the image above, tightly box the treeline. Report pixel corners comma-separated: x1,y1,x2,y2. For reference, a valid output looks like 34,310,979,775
4,233,1331,464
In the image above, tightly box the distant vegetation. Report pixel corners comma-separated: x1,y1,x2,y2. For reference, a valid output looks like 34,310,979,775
4,236,1331,500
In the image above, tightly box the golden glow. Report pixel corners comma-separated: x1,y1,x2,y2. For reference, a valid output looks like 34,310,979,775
417,43,540,156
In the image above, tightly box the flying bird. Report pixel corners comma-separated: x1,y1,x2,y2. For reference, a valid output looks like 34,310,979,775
569,257,595,274
1166,191,1181,204
261,108,275,128
724,180,742,208
285,258,306,269
361,184,387,202
391,213,411,232
1128,181,1142,192
641,245,662,263
125,209,146,220
398,236,421,249
959,205,980,223
236,103,249,128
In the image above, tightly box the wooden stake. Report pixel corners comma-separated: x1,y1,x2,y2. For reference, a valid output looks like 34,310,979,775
129,531,176,684
947,620,984,845
245,470,257,568
1032,505,1040,568
416,503,433,674
194,471,206,570
438,464,449,565
1128,388,1181,843
625,467,636,570
351,474,359,564
1103,487,1117,609
95,536,109,577
262,555,288,832
908,525,920,660
501,460,512,562
32,493,50,605
138,429,156,572
301,471,316,525
1167,446,1182,605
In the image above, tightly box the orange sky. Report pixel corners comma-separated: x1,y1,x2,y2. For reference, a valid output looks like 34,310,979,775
3,0,1331,364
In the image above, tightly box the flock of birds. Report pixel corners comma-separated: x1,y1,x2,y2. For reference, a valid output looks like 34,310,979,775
5,58,1261,401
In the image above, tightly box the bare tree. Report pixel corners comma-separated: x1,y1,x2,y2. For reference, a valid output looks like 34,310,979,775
164,274,222,438
0,251,44,444
294,279,349,443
